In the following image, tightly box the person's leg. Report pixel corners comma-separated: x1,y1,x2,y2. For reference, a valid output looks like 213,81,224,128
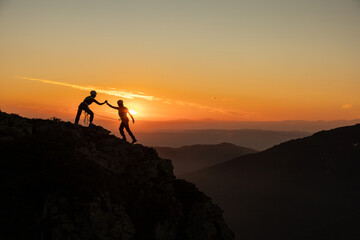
89,110,94,124
75,106,82,124
119,122,126,140
124,123,136,143
83,106,94,124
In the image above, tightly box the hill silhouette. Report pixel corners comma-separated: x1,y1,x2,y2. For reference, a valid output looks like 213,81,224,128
0,111,234,240
137,129,310,150
155,143,257,175
184,124,360,240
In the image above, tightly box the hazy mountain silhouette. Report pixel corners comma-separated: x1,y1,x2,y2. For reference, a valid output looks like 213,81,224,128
113,119,360,133
0,111,234,240
138,129,310,150
155,143,257,175
183,125,360,240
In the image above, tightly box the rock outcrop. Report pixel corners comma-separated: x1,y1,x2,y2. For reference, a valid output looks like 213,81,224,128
0,111,234,240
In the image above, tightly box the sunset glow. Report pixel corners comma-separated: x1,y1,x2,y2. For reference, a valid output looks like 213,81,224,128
129,109,137,115
0,0,359,126
1,2,359,238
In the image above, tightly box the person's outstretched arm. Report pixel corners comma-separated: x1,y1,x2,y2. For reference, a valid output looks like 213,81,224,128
129,112,135,124
106,101,118,110
94,99,106,105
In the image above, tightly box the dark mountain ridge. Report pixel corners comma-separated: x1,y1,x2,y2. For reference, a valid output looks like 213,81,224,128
0,111,234,240
138,129,310,150
184,124,360,240
155,143,257,175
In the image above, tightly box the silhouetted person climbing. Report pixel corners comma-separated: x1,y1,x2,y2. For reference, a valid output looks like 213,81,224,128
75,90,106,125
106,100,137,144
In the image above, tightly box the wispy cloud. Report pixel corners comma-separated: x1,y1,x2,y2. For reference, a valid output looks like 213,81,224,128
170,100,244,116
17,76,155,100
17,76,244,116
342,104,353,109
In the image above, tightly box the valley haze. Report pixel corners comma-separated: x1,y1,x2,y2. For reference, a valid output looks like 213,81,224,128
62,116,358,150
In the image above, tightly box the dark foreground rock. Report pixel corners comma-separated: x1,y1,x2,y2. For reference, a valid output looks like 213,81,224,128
0,111,234,240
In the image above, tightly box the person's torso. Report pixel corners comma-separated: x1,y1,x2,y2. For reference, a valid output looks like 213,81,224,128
118,107,129,121
83,96,95,105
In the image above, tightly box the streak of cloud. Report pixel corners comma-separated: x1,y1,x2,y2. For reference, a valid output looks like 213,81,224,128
17,76,155,100
17,76,244,117
342,104,353,109
164,99,246,117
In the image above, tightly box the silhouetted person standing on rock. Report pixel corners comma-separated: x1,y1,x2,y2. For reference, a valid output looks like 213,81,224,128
106,100,137,144
75,90,106,125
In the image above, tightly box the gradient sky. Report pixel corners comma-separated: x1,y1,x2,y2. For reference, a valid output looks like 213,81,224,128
1,0,360,124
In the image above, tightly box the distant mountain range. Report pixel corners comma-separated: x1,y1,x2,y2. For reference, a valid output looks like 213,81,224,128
122,119,360,133
138,129,310,150
183,125,360,240
155,143,257,175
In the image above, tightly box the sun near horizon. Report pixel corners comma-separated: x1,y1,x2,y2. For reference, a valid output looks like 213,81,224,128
129,109,137,115
0,0,359,129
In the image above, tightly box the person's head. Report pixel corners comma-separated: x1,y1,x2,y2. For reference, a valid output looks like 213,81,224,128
90,90,97,97
117,100,123,106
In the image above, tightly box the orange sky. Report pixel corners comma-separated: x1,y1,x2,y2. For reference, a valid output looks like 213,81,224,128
1,0,360,126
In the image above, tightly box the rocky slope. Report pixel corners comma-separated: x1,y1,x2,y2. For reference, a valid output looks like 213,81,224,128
155,143,257,175
0,111,234,240
184,124,360,240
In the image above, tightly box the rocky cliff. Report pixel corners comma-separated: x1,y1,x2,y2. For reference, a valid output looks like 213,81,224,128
0,111,234,240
